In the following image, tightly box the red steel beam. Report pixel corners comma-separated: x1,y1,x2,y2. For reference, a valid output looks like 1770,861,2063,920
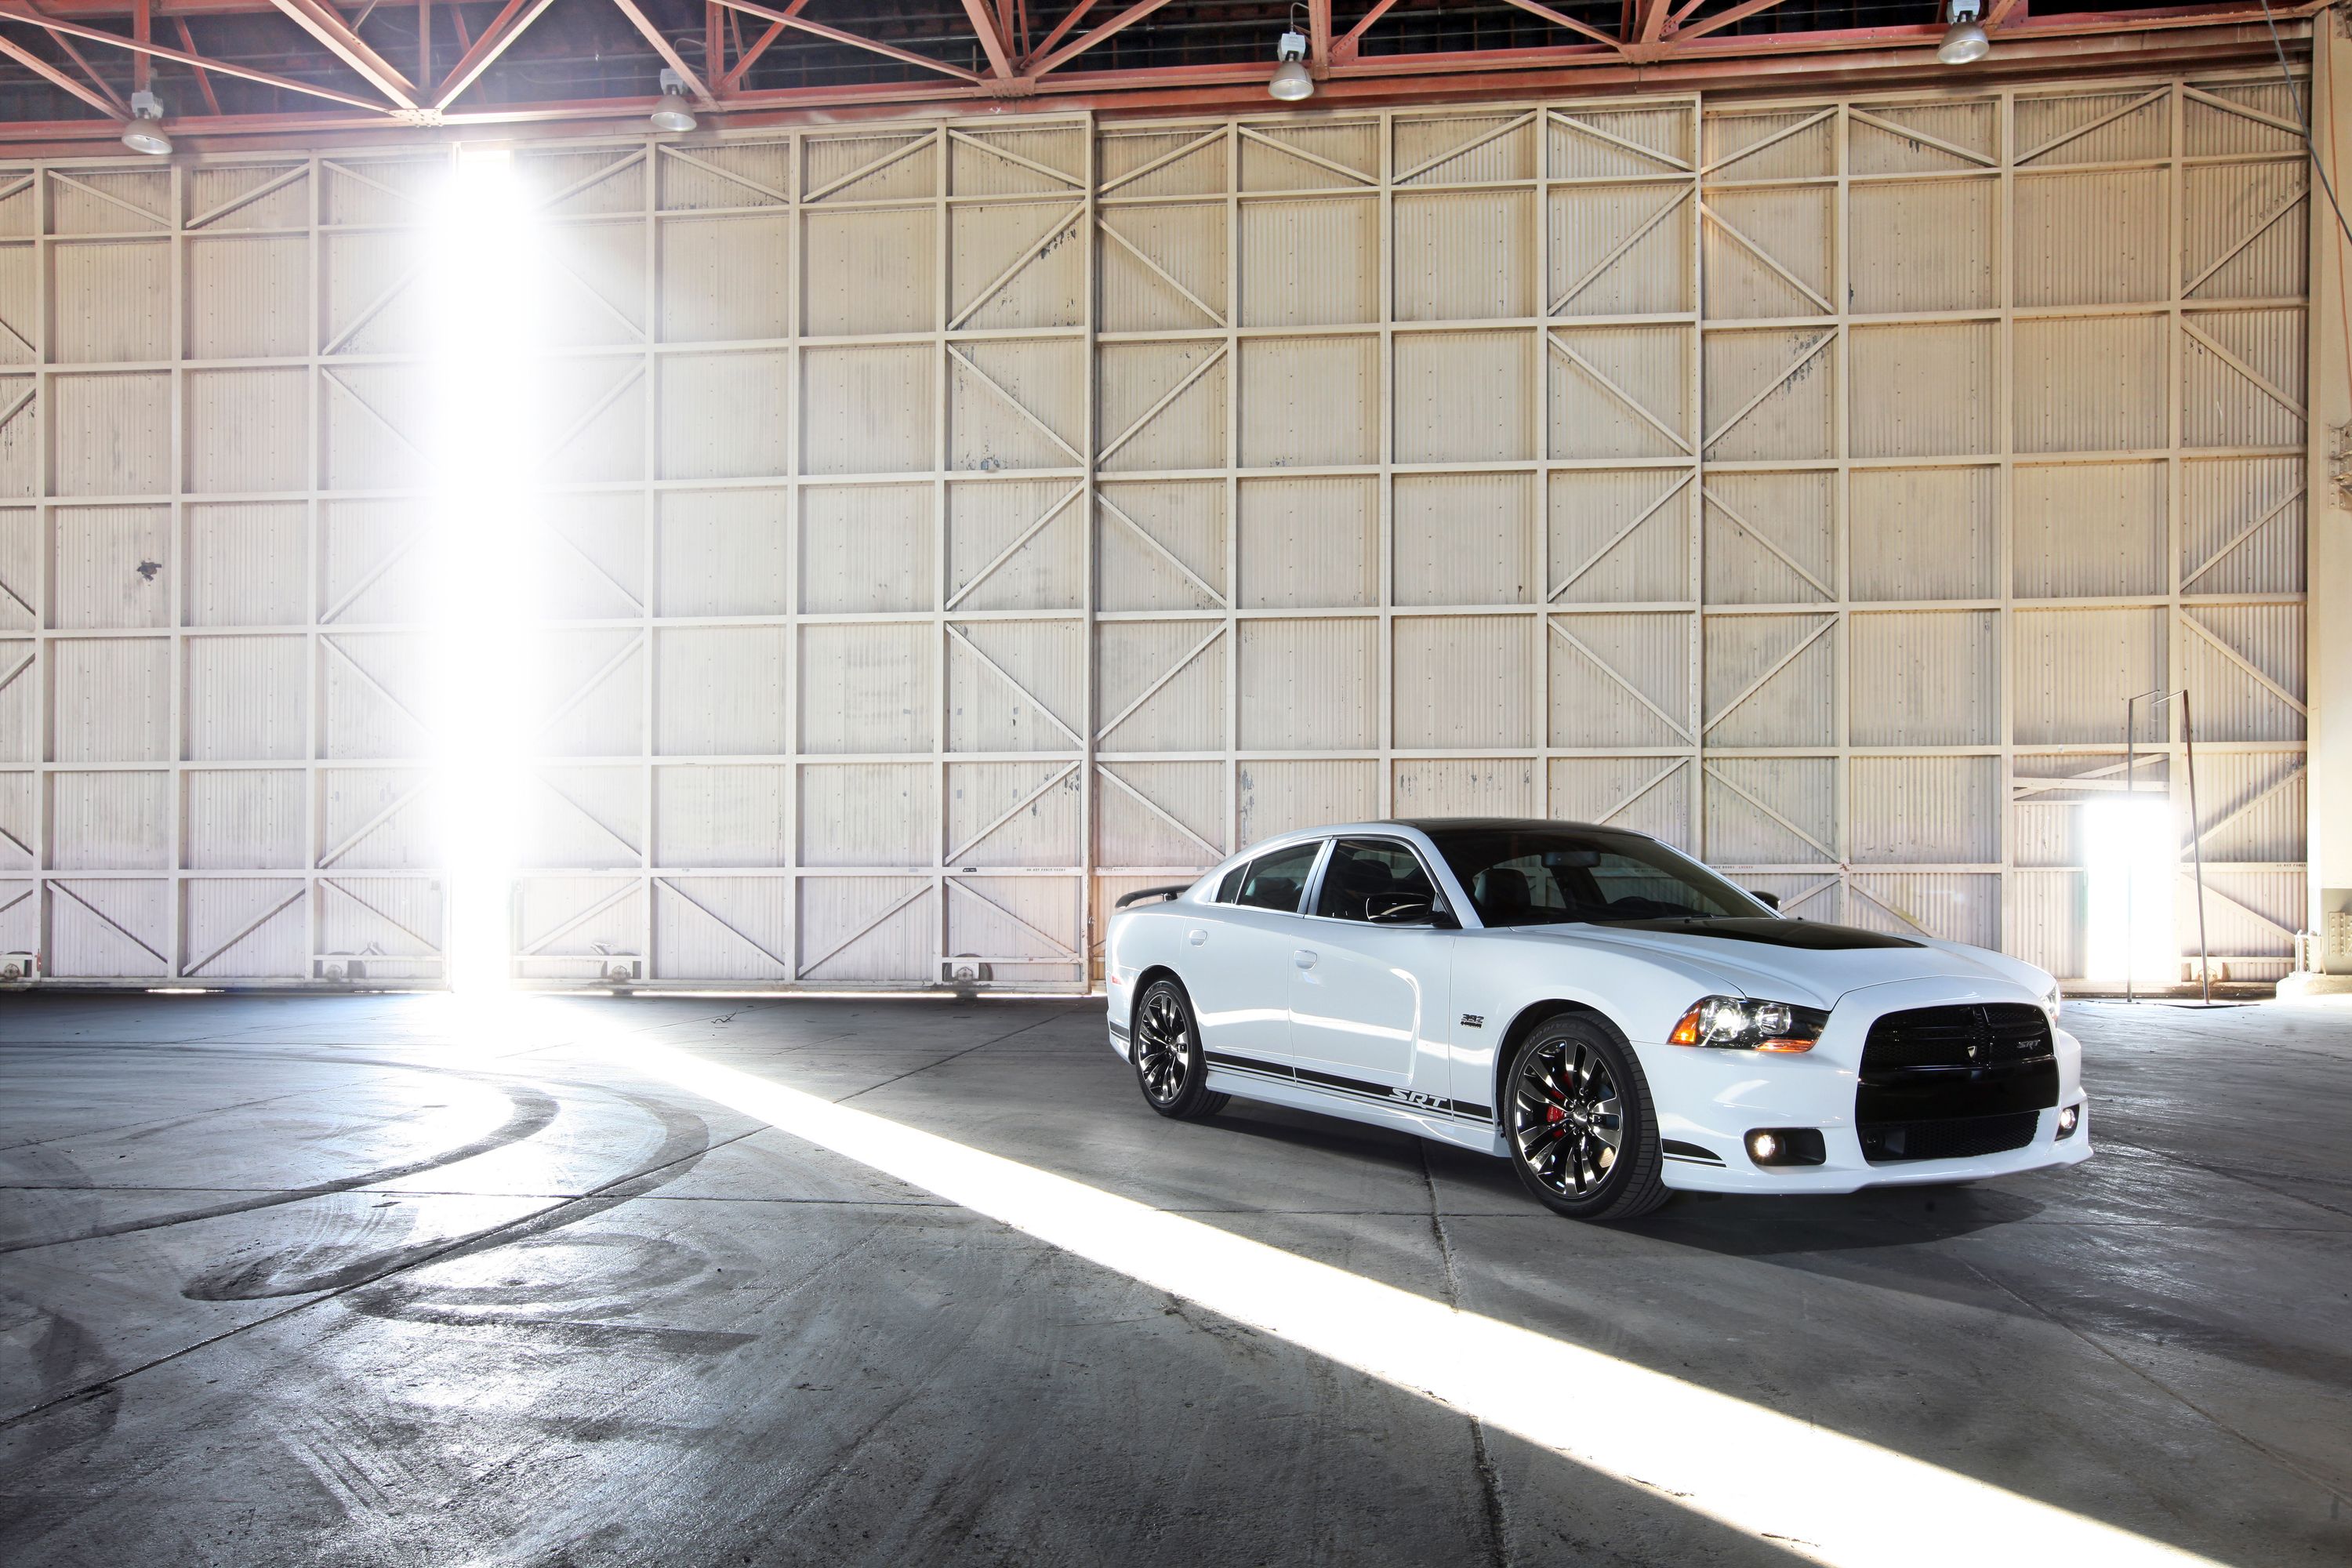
267,0,418,105
609,0,713,100
0,3,398,108
1672,0,1799,45
1661,0,2296,48
0,28,120,112
1631,0,1671,43
1027,0,1174,75
495,13,2318,111
26,0,307,13
1496,0,1624,49
434,0,554,107
721,15,786,89
717,0,982,82
1332,0,1400,61
957,0,1014,76
1024,0,1096,66
19,0,130,112
1308,0,1330,68
172,12,220,111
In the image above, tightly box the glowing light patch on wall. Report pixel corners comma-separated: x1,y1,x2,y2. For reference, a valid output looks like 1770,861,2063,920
430,149,543,993
583,1020,2220,1568
2083,796,2177,985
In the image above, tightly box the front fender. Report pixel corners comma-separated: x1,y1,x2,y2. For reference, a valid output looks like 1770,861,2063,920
1449,935,1752,1124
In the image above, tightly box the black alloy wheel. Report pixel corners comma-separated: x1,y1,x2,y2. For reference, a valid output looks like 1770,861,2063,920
1132,978,1226,1120
1504,1016,1668,1221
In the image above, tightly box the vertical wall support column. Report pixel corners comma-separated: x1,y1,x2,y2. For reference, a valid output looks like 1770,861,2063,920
1081,111,1099,984
2310,6,2352,974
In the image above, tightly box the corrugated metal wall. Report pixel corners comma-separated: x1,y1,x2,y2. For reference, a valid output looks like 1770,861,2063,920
0,76,2312,987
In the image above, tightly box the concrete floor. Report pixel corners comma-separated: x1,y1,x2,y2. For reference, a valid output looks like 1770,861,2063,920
0,993,2346,1567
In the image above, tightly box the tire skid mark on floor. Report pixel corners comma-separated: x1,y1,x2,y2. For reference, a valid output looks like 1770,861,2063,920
180,1083,711,1303
0,1062,755,1433
0,1074,563,1255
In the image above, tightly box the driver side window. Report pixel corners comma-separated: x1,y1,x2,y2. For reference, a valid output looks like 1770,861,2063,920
1315,839,1440,924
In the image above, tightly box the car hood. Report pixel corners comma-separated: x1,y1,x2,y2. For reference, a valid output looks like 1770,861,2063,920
1512,920,2049,1009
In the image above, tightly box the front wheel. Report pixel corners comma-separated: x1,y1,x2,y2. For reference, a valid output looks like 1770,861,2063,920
1131,978,1226,1120
1504,1016,1668,1222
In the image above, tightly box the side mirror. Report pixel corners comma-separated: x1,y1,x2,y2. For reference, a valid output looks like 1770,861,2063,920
1367,895,1434,925
1366,896,1460,929
1748,889,1781,911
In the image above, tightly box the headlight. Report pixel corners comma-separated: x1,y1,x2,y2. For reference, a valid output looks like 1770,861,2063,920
2042,982,2062,1020
1668,995,1828,1054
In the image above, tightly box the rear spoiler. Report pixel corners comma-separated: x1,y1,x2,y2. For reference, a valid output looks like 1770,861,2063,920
1115,884,1191,909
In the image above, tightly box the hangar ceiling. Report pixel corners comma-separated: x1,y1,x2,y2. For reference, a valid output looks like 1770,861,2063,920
0,0,2327,151
0,79,2314,987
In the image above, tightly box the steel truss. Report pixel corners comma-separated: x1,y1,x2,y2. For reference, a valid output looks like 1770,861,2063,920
0,0,2330,153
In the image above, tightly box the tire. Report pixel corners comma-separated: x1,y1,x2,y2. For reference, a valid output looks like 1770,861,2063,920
1503,1014,1669,1222
1131,978,1224,1121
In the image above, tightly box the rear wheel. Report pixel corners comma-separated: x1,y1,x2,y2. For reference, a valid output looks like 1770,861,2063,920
1504,1015,1668,1222
1132,978,1226,1120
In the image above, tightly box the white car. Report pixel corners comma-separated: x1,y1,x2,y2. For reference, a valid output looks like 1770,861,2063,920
1105,818,2089,1221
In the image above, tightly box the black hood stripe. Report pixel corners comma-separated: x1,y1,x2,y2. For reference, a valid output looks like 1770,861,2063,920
1600,917,1921,950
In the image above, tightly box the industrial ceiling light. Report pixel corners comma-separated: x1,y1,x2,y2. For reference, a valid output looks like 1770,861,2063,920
121,90,171,156
1937,0,1990,65
649,69,698,132
1268,5,1312,101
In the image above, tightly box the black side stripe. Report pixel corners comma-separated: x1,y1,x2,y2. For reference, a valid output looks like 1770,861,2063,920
1661,1138,1726,1166
1203,1051,1493,1127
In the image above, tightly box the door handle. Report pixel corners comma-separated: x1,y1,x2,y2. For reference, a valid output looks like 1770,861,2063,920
1187,929,1207,946
1294,949,1317,969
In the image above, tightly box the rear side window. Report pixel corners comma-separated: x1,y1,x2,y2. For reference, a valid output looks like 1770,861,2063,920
1215,863,1247,903
1233,842,1322,913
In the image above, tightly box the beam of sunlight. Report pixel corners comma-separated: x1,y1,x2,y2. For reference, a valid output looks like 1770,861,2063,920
430,148,542,996
547,1011,2220,1568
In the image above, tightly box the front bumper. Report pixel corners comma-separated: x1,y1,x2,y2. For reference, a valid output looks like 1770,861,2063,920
1640,978,2090,1194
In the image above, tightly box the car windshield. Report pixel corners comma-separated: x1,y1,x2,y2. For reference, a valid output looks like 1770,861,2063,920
1424,829,1766,927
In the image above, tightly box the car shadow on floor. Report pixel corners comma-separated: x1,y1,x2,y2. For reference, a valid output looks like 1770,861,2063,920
1202,1099,2045,1252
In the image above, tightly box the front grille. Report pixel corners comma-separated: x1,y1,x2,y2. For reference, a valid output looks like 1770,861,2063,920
1860,1112,2040,1164
1862,1003,2052,1070
1857,1004,2056,1154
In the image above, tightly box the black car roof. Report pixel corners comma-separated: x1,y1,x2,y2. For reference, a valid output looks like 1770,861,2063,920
1386,818,1629,835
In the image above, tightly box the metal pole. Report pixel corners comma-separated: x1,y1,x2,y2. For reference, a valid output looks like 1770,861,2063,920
2124,692,2143,1005
2182,688,2212,1006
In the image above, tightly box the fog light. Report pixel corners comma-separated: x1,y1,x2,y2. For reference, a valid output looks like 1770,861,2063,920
2056,1104,2081,1138
1745,1127,1825,1167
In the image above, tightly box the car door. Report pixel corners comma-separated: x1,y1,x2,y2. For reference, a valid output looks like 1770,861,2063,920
1188,839,1326,1073
1287,837,1454,1094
